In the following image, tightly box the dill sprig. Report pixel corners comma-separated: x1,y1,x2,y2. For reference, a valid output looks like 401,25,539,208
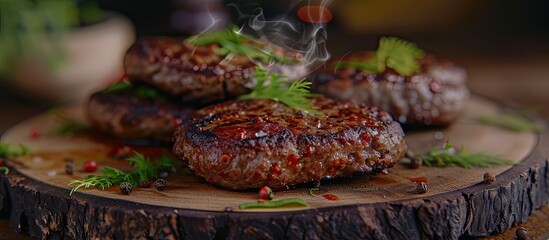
49,110,89,136
68,152,176,196
0,141,30,175
336,37,425,76
188,25,296,64
238,67,321,114
477,107,543,133
418,142,516,168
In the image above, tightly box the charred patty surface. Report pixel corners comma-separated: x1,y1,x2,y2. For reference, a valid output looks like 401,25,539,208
88,84,195,143
124,37,306,103
313,54,469,126
173,98,406,190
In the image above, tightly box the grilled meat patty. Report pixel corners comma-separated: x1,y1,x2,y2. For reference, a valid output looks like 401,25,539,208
124,37,306,103
88,83,195,143
173,98,406,190
313,54,469,126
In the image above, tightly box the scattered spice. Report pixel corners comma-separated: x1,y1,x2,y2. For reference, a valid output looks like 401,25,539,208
29,130,42,139
259,186,274,200
119,182,132,195
110,146,132,159
416,182,428,194
239,198,308,209
322,194,339,201
515,227,528,240
312,180,321,188
83,160,97,173
138,180,152,188
483,172,496,184
65,159,75,175
409,157,422,169
154,179,167,191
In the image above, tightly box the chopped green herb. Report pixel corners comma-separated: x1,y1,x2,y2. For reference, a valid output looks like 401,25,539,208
336,37,425,76
239,67,322,114
68,152,176,196
188,25,296,64
0,141,30,158
309,188,320,197
0,167,8,175
49,110,89,136
418,142,516,168
239,197,308,209
102,82,168,102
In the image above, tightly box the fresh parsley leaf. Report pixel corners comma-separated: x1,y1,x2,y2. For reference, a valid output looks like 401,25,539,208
418,142,516,168
0,167,9,175
102,82,168,102
238,67,322,114
336,37,425,76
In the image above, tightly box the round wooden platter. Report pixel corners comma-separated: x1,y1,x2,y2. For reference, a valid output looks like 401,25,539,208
1,96,548,239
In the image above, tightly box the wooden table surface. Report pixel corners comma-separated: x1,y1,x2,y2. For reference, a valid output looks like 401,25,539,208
1,37,548,239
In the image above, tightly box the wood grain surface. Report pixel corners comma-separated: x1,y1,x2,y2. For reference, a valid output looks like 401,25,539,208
0,96,547,239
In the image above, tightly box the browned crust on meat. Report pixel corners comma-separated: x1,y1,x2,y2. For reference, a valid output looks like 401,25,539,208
313,53,469,126
173,98,406,190
124,37,305,103
87,88,194,142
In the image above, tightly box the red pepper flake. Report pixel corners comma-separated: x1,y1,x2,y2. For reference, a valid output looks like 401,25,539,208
409,177,428,183
220,154,232,165
108,145,133,159
297,6,333,24
270,162,281,175
254,116,264,123
360,133,371,143
331,159,341,168
287,154,299,167
303,146,314,158
29,130,41,139
172,118,183,128
322,194,339,201
259,186,274,200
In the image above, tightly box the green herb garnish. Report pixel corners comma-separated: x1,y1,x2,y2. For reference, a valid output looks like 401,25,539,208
0,141,30,175
239,197,308,209
68,152,176,196
477,108,543,133
336,37,425,76
239,67,321,114
188,25,295,64
49,110,89,136
309,188,320,197
418,142,516,168
102,82,168,102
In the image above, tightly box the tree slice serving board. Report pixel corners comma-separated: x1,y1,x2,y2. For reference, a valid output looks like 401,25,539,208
0,96,548,239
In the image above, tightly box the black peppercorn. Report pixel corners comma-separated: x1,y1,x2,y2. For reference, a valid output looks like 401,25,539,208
312,180,321,188
120,182,132,195
65,159,74,175
515,227,528,240
416,182,428,194
138,180,152,188
154,179,167,191
483,172,496,184
410,157,422,169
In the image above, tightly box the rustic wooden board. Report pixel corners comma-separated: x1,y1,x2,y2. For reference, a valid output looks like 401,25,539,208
1,96,548,239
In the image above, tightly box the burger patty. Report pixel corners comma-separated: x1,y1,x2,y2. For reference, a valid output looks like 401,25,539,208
124,37,306,103
313,54,469,126
173,98,406,190
87,83,195,143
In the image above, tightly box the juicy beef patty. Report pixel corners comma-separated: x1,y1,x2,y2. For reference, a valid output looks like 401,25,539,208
88,83,195,143
173,98,406,190
124,37,307,103
313,54,469,126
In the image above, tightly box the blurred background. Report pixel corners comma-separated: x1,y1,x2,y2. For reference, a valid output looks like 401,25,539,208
1,0,548,128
